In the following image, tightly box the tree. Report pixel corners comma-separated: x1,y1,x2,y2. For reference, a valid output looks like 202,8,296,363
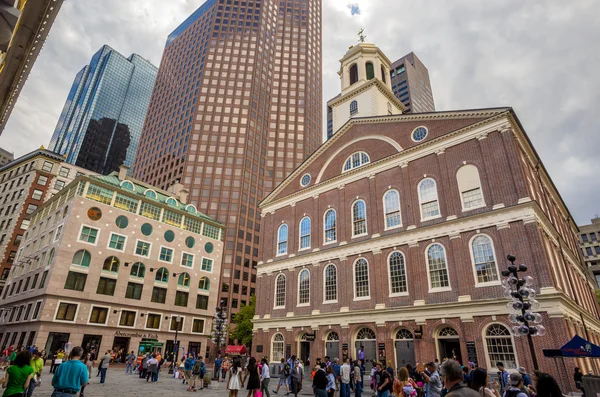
232,295,255,348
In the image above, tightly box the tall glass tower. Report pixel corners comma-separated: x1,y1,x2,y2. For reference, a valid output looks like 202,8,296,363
49,45,158,175
133,0,322,326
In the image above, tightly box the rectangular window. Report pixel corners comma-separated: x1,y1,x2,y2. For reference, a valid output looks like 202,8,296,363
31,273,39,289
586,247,593,256
39,271,48,288
125,282,143,300
59,167,70,178
140,201,161,220
108,233,126,251
86,184,113,205
146,313,161,329
170,316,184,331
192,319,205,333
175,291,189,307
23,277,30,291
201,258,213,272
181,253,194,267
151,287,167,303
64,271,87,291
96,277,116,296
462,188,484,209
582,234,589,243
54,180,66,191
592,233,598,242
184,217,202,234
79,226,99,244
203,224,221,240
135,240,151,257
24,303,32,320
32,301,41,319
26,204,38,214
114,193,138,213
162,210,182,227
119,310,136,327
159,247,173,263
56,303,77,321
196,294,209,310
42,161,53,172
89,307,108,324
37,175,48,186
54,225,63,241
595,246,600,255
32,189,43,201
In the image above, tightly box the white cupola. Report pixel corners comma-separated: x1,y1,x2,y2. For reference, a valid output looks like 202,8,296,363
327,43,405,135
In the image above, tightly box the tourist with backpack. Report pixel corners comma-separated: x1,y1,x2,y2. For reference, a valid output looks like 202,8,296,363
495,363,509,395
273,358,290,395
189,356,204,392
501,373,528,397
393,367,417,397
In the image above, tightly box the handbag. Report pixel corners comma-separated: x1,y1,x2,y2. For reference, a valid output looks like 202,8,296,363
256,390,263,397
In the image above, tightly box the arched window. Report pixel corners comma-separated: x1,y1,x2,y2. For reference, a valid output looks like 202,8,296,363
178,272,191,287
381,66,387,83
350,100,358,116
298,269,310,305
366,62,374,80
275,273,286,308
155,267,169,283
272,333,285,362
354,258,370,298
324,264,337,302
299,217,311,249
457,165,485,210
47,248,55,266
198,277,210,291
166,197,178,206
485,324,517,369
343,152,370,172
356,328,376,340
277,224,288,255
102,256,119,273
383,190,401,229
130,262,145,278
186,204,197,214
72,250,91,267
471,235,499,284
418,178,440,220
352,200,367,236
427,244,450,290
389,251,407,294
144,189,157,199
324,209,337,243
121,180,135,191
349,64,358,85
395,329,413,340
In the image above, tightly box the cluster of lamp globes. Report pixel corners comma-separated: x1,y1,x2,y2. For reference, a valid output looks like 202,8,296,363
501,257,546,337
211,309,228,344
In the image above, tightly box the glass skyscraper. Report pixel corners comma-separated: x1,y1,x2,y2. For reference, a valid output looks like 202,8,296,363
49,45,158,175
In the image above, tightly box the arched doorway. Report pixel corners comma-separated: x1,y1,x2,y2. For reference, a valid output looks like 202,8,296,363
355,328,376,371
436,326,462,363
394,329,415,368
298,333,312,365
325,331,339,361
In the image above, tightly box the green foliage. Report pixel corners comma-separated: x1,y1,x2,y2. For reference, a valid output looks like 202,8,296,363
595,289,600,304
231,295,255,346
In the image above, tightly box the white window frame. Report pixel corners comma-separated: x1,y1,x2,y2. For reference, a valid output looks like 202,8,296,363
158,246,174,264
180,251,195,268
323,209,337,245
482,323,519,371
298,216,311,251
87,304,111,326
353,257,371,300
323,263,338,304
107,232,127,253
351,199,368,238
200,257,214,273
273,273,286,309
382,189,402,230
191,317,206,334
425,243,452,293
117,309,138,328
469,234,501,287
276,223,288,256
271,333,285,362
387,251,409,297
53,224,64,243
144,311,163,331
418,178,441,221
342,151,370,173
168,315,186,333
77,224,100,246
134,239,152,259
297,268,310,306
53,300,80,324
457,164,486,212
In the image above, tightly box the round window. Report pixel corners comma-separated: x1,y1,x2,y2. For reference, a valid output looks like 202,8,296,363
300,174,311,187
185,236,195,249
141,223,153,236
412,126,428,142
87,207,102,221
205,242,214,254
164,230,175,242
115,215,128,229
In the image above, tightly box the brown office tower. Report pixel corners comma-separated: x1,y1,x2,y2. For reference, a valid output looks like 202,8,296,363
390,52,435,113
133,0,322,331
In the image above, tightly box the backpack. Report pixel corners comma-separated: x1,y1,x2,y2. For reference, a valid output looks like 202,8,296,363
504,389,522,397
284,364,291,376
193,360,202,375
201,362,206,377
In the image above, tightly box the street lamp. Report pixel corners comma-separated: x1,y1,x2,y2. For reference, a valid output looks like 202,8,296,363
169,315,183,375
502,255,545,370
211,299,227,380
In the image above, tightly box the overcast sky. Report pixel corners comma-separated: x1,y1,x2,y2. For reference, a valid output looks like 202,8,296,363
0,0,598,224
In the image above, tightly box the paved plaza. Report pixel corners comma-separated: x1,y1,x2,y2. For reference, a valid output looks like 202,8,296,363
32,364,316,397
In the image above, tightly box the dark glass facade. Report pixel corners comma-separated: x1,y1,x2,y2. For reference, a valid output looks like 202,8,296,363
133,0,322,322
49,45,157,175
390,52,435,113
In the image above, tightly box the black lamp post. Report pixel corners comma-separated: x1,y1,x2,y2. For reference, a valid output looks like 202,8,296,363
502,255,545,370
169,316,182,375
211,299,227,380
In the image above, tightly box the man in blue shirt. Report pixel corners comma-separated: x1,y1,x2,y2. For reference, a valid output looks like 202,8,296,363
496,362,509,394
52,346,89,397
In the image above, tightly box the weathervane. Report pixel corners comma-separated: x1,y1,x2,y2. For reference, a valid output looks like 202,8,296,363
358,28,366,43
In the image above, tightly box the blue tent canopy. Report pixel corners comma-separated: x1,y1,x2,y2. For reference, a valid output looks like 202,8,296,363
559,335,600,358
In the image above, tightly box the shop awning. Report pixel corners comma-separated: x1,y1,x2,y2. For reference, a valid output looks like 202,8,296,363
544,335,600,358
225,345,247,355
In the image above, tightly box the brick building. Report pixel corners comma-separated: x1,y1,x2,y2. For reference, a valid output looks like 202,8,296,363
252,44,600,388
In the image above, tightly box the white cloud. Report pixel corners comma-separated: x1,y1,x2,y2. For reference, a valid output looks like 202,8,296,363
1,0,599,224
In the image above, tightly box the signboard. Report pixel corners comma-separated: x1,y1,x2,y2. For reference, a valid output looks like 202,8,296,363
466,342,478,366
414,328,423,339
342,343,349,349
256,345,263,353
304,333,316,341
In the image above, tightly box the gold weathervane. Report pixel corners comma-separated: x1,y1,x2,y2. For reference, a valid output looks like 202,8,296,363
358,28,366,43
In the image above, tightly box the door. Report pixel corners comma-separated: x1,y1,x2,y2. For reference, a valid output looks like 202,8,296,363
395,340,415,368
299,341,310,364
44,333,70,355
326,341,339,360
439,339,462,363
81,334,103,356
112,337,130,362
355,340,376,371
188,342,201,355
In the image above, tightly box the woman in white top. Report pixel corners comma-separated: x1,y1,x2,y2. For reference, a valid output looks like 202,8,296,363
228,358,243,397
470,368,501,397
